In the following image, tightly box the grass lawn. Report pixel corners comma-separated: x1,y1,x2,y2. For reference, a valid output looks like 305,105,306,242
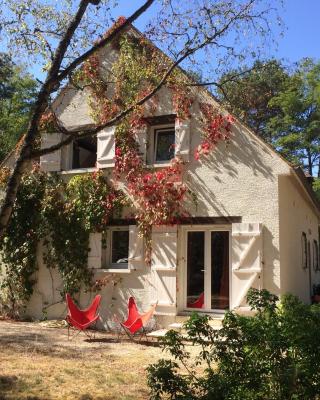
0,320,167,400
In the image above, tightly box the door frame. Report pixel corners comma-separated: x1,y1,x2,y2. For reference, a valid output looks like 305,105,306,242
179,225,232,314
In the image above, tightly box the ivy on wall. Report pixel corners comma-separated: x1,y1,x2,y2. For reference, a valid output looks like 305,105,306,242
0,168,125,317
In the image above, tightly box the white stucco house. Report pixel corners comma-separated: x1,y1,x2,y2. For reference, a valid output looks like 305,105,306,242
2,26,320,328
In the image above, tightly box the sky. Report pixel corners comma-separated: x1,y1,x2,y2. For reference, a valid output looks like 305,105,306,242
273,0,320,64
110,0,320,66
2,0,319,79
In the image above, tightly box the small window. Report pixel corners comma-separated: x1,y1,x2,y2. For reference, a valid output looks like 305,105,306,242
102,227,129,270
301,232,307,269
72,136,97,169
313,240,319,271
308,241,311,269
154,127,175,163
111,230,129,267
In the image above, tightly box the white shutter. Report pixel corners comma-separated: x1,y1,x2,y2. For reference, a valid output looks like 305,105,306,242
40,133,62,172
134,125,148,163
150,225,177,315
175,118,190,162
231,223,263,310
128,225,145,270
88,233,102,269
97,126,115,168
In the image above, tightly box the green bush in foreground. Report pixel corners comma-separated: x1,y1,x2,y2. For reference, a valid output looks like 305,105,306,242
147,289,320,400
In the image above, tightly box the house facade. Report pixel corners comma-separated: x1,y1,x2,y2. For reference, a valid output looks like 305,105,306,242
6,30,320,327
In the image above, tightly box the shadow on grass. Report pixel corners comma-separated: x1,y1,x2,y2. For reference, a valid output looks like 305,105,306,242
85,336,161,347
0,375,48,400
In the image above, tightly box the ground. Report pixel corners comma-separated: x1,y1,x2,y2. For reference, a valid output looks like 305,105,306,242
0,320,167,400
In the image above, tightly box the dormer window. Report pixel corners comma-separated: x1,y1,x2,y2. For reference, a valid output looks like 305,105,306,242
154,127,175,163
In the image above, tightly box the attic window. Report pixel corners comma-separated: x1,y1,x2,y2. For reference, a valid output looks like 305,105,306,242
154,127,175,163
72,136,97,169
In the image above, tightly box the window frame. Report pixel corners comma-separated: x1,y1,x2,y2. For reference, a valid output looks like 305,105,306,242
301,232,308,269
102,226,130,271
147,124,175,165
313,240,319,271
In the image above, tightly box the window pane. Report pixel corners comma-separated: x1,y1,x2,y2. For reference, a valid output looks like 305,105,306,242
187,232,205,308
211,232,229,310
155,130,175,162
112,230,129,265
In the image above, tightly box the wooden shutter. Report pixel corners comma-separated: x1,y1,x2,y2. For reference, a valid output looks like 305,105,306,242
40,133,62,172
97,127,115,168
150,226,177,315
134,125,148,163
128,225,145,270
88,233,102,269
231,223,263,310
175,118,190,162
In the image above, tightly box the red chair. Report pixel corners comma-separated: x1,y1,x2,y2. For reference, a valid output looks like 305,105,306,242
117,297,157,342
187,292,204,308
66,293,101,339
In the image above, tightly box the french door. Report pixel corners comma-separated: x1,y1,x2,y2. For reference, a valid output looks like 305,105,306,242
185,228,230,311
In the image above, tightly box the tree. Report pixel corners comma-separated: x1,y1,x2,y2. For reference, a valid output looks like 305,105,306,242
267,59,320,176
216,60,289,142
0,0,283,237
0,54,38,162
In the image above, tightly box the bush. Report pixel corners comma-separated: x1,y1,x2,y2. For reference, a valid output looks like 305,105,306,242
147,289,320,400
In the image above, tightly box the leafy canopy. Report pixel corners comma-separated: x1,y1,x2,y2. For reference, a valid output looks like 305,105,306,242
0,53,38,162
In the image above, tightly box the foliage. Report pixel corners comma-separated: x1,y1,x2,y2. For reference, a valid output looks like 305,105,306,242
0,170,46,317
0,53,38,161
313,178,320,200
268,58,320,175
217,60,289,142
0,167,124,317
147,288,320,400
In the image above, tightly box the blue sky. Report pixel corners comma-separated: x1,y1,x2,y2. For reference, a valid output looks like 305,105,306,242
110,0,320,66
3,0,318,79
273,0,320,63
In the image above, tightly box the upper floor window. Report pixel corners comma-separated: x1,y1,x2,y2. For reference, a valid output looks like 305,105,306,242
154,127,175,163
72,136,97,169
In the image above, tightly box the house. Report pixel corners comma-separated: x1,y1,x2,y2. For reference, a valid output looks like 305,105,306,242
2,25,320,328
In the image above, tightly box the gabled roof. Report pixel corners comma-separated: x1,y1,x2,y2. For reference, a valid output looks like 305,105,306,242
1,22,319,216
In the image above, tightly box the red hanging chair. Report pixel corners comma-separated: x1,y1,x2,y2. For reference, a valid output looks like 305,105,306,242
65,293,101,339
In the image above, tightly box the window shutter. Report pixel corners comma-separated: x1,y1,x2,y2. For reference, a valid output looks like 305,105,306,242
150,225,177,315
128,225,145,270
134,125,148,163
88,233,102,269
175,118,190,162
231,223,263,311
97,127,115,168
40,133,62,172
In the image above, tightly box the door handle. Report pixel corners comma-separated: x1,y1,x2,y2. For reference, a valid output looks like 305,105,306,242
201,269,205,272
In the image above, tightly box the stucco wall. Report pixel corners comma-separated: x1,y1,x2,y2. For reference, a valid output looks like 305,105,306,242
278,175,320,303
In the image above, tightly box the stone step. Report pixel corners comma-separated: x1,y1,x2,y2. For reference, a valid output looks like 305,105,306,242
147,329,169,338
147,328,226,343
168,321,222,333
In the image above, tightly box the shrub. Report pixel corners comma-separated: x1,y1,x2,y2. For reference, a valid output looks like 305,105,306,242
147,289,320,400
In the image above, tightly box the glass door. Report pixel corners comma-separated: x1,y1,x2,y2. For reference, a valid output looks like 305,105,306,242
186,229,229,311
186,232,205,309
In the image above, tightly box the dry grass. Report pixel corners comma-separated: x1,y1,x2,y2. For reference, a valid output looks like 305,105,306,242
0,320,167,400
